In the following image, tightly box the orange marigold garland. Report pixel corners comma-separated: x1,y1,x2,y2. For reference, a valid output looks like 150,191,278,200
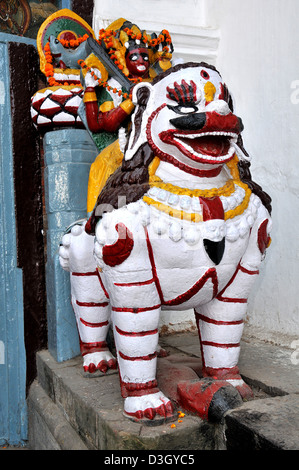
78,59,130,100
96,26,172,81
123,27,172,51
59,34,89,48
44,35,89,87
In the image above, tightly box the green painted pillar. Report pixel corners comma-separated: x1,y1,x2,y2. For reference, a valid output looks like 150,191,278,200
0,38,27,446
44,128,97,362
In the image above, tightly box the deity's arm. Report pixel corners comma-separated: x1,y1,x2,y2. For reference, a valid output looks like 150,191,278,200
83,86,134,133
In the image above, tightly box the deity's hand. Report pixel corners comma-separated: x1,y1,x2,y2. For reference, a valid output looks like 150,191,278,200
84,67,102,88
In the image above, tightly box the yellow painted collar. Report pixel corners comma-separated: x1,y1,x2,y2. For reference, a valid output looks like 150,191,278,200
144,155,252,222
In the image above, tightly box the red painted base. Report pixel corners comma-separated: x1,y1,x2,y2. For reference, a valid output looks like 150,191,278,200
177,378,242,422
203,366,254,400
157,355,245,422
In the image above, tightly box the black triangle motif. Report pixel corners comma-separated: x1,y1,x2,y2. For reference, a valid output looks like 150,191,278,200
203,238,225,265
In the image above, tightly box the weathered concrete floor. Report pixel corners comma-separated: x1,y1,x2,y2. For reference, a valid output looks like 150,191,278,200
28,331,299,450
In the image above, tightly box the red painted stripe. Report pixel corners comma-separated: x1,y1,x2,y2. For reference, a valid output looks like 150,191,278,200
166,85,180,103
190,80,197,102
80,318,109,328
182,79,190,103
80,340,108,356
165,268,218,306
96,269,110,299
119,351,157,361
112,304,161,313
72,271,98,276
115,325,158,337
217,263,239,297
196,312,244,326
216,262,247,303
174,81,185,102
120,379,159,398
76,300,109,308
217,296,247,304
203,365,240,379
201,340,240,348
114,278,155,287
239,265,259,275
197,317,206,369
144,226,218,306
144,226,164,303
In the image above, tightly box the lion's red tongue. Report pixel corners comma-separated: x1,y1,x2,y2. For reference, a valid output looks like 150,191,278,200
180,135,231,157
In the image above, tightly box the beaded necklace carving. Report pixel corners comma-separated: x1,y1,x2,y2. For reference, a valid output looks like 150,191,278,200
143,155,252,222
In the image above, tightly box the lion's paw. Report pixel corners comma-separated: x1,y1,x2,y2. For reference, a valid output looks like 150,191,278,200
123,391,174,423
59,219,96,273
83,351,117,374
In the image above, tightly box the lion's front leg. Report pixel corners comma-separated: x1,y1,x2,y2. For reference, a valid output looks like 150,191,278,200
112,305,174,422
59,220,116,373
94,212,174,422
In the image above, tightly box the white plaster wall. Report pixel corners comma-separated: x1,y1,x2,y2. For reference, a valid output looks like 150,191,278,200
92,0,299,342
202,0,299,342
93,0,220,64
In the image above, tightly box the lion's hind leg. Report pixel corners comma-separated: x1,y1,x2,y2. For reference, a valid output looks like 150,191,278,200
194,261,261,399
112,299,174,423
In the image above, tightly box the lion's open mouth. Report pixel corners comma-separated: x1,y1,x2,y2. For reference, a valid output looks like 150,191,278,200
175,132,236,157
159,130,238,162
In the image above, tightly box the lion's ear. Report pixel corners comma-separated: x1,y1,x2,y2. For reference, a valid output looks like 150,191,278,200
125,82,154,161
131,81,153,105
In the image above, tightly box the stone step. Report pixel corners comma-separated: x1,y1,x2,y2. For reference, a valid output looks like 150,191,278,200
28,381,88,450
225,393,299,450
28,332,299,450
30,349,218,450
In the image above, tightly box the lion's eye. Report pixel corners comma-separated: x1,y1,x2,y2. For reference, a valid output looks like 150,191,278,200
167,104,198,115
166,79,199,114
201,70,210,80
179,107,197,113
